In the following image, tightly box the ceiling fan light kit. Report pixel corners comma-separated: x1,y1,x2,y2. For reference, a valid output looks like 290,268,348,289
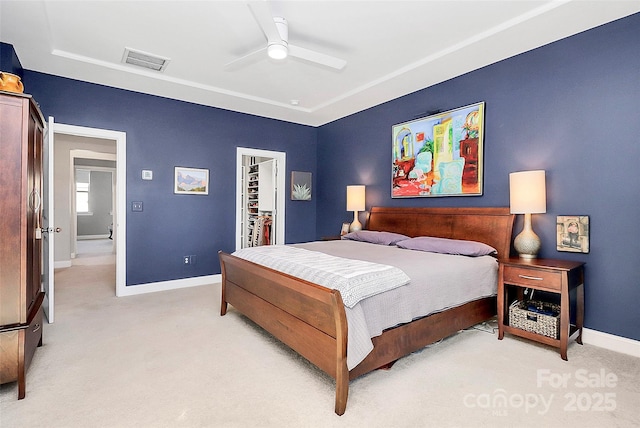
267,16,289,60
268,43,288,60
224,2,346,71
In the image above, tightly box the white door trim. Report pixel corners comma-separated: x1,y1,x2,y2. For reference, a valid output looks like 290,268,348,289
43,117,55,322
235,148,286,250
51,121,127,297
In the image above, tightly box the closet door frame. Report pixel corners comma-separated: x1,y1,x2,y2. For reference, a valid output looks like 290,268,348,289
235,148,286,251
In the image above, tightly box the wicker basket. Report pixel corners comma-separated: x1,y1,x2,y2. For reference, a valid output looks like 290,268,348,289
509,300,560,339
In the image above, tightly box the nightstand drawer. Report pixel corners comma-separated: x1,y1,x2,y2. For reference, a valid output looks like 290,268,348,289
503,266,561,291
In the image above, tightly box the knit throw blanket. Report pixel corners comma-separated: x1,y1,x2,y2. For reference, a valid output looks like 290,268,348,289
232,245,410,308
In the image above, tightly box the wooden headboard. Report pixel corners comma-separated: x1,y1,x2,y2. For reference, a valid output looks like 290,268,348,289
366,206,514,258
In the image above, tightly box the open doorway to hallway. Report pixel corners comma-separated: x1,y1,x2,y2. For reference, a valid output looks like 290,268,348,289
72,162,116,259
46,119,127,323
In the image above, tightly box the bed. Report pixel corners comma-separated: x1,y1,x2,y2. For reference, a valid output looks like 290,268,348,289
218,206,514,415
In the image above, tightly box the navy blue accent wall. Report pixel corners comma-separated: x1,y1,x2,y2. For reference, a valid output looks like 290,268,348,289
317,13,640,341
3,12,638,340
21,72,317,285
0,42,23,76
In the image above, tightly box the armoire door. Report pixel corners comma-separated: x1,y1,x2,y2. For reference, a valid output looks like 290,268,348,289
26,104,44,315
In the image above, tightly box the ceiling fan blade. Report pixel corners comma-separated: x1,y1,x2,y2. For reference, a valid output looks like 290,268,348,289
224,46,267,71
248,1,282,44
288,44,347,70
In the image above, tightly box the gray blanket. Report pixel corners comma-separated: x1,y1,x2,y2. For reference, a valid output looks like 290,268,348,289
294,240,499,369
232,245,410,308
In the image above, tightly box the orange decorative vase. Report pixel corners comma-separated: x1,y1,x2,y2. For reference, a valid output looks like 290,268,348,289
0,72,25,93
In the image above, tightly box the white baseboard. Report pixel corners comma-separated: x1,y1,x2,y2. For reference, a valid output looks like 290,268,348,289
54,260,72,269
116,274,221,297
583,328,640,358
78,234,110,240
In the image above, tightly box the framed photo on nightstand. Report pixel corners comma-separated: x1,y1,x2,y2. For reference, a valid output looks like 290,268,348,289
340,222,350,236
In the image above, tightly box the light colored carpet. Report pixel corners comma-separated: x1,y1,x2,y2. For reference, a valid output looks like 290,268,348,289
1,256,638,428
75,238,114,259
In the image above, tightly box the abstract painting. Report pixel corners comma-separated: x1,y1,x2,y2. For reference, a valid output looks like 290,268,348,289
392,102,485,197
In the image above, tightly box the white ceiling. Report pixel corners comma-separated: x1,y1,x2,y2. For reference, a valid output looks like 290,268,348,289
2,1,639,126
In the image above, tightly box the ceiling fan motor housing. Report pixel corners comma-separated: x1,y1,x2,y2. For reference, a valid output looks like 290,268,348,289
273,17,288,43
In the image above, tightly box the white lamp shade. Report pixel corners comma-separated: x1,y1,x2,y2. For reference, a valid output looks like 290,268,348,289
346,185,365,211
509,170,546,214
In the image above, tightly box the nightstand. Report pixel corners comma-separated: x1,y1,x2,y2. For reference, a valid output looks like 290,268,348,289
497,257,585,360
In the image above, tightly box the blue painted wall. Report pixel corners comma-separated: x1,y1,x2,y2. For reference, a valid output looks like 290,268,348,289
316,13,640,341
3,12,639,340
19,71,317,285
0,42,23,76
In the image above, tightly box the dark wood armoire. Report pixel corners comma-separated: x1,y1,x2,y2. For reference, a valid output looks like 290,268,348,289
0,90,45,399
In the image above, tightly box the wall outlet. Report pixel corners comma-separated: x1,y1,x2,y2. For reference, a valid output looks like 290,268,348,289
183,255,196,265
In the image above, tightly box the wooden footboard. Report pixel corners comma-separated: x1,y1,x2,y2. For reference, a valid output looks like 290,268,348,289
219,206,514,415
219,251,350,415
220,251,497,415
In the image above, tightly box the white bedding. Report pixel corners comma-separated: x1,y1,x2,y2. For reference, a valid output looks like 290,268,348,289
293,240,499,369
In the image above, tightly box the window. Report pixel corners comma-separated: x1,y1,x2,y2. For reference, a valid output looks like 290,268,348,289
76,169,91,214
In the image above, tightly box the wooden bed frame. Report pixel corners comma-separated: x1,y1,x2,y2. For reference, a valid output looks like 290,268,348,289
219,207,514,415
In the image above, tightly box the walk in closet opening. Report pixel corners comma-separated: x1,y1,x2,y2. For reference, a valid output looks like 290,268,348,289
235,148,286,250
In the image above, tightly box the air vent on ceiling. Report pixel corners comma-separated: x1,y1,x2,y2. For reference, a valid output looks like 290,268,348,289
122,47,170,72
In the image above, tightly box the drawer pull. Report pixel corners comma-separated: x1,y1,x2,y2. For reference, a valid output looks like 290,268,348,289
518,274,543,281
32,323,41,333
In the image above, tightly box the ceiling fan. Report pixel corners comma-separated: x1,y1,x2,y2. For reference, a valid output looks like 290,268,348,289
224,2,347,71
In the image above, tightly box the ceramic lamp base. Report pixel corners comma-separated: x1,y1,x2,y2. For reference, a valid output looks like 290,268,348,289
514,213,541,259
349,211,362,232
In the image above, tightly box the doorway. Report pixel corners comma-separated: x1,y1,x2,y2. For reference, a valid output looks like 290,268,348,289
46,119,127,323
74,166,115,258
235,148,286,250
71,156,116,258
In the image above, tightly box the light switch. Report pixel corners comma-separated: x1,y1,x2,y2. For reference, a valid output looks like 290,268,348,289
132,201,143,212
142,170,153,180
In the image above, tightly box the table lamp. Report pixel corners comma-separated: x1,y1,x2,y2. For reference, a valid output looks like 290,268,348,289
346,185,365,232
509,170,546,259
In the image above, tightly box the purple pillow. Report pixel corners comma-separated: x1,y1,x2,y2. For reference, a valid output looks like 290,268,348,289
341,230,410,246
395,236,497,257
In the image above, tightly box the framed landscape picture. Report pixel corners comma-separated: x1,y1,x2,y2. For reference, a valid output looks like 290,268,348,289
174,167,209,195
392,101,485,198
